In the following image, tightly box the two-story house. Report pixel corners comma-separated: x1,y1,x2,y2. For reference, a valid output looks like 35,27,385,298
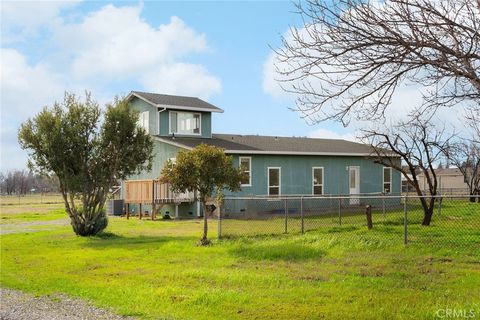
122,91,401,218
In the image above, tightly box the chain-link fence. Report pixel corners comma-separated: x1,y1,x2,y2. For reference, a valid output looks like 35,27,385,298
219,195,480,247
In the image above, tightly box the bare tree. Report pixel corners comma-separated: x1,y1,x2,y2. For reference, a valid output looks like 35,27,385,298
446,123,480,202
0,170,61,195
4,171,17,195
362,119,453,225
0,172,5,194
274,0,480,124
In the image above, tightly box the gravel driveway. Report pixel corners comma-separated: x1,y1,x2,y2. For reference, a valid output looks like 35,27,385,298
0,288,136,320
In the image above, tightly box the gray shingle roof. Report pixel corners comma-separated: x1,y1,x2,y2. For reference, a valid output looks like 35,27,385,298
157,133,378,156
129,91,223,113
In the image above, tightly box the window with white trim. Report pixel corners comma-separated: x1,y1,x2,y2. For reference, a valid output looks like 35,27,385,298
170,111,200,135
137,111,149,133
383,167,392,194
268,167,281,196
239,157,251,186
312,167,324,195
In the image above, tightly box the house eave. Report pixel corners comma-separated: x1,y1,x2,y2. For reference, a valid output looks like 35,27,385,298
154,137,193,150
224,150,381,157
126,92,224,113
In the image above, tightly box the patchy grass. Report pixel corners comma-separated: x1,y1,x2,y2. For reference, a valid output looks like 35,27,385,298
0,208,66,224
1,202,479,320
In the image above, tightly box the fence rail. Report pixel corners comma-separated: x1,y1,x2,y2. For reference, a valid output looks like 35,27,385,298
218,194,480,248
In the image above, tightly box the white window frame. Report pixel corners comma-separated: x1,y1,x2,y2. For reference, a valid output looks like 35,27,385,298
267,167,281,196
312,167,324,195
169,111,201,136
239,156,252,187
383,167,392,194
137,111,149,133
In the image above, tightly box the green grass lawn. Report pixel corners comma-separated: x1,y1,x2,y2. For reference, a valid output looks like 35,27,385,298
1,201,479,319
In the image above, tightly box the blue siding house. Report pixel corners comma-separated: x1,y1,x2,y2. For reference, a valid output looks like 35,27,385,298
123,91,401,218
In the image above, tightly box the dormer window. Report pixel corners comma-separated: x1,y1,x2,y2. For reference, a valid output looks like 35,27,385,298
169,111,201,135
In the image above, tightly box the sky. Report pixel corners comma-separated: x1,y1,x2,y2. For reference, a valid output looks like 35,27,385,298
0,0,464,171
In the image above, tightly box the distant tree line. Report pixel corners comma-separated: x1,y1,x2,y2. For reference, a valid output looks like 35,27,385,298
0,170,60,195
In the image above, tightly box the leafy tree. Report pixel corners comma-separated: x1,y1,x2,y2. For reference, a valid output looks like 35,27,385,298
160,144,244,245
18,92,154,236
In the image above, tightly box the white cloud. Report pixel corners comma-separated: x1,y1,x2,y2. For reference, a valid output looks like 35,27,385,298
140,63,221,100
0,48,65,171
0,1,79,42
262,52,286,99
1,48,64,118
308,128,358,142
55,5,209,80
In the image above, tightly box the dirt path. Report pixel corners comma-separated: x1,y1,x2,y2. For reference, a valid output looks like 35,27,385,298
0,288,136,320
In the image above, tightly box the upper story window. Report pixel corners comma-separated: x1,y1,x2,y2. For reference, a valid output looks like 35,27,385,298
170,111,201,135
137,111,149,133
383,167,392,194
239,157,251,186
312,167,324,195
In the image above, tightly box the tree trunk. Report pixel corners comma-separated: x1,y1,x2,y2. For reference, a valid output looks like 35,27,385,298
200,203,210,245
419,196,435,226
65,192,108,236
421,205,434,226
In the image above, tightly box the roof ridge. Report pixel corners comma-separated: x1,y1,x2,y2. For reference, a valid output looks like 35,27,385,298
131,90,200,100
213,133,357,143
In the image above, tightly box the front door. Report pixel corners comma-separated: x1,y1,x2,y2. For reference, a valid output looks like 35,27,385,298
349,166,360,204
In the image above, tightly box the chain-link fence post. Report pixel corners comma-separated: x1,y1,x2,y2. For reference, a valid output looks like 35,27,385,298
338,198,342,226
284,198,288,234
437,195,442,218
217,204,222,239
300,196,304,234
404,196,408,245
382,196,386,221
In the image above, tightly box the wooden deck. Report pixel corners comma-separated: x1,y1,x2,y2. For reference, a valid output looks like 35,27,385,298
124,179,195,204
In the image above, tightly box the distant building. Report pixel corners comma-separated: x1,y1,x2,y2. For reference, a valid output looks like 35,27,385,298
417,168,468,194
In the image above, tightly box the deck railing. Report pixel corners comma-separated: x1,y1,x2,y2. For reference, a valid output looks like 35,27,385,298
153,181,195,203
124,179,195,204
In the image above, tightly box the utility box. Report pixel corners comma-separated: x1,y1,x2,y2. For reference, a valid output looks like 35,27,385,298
106,199,124,216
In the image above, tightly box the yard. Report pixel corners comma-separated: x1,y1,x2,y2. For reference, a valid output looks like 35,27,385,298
1,198,479,319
